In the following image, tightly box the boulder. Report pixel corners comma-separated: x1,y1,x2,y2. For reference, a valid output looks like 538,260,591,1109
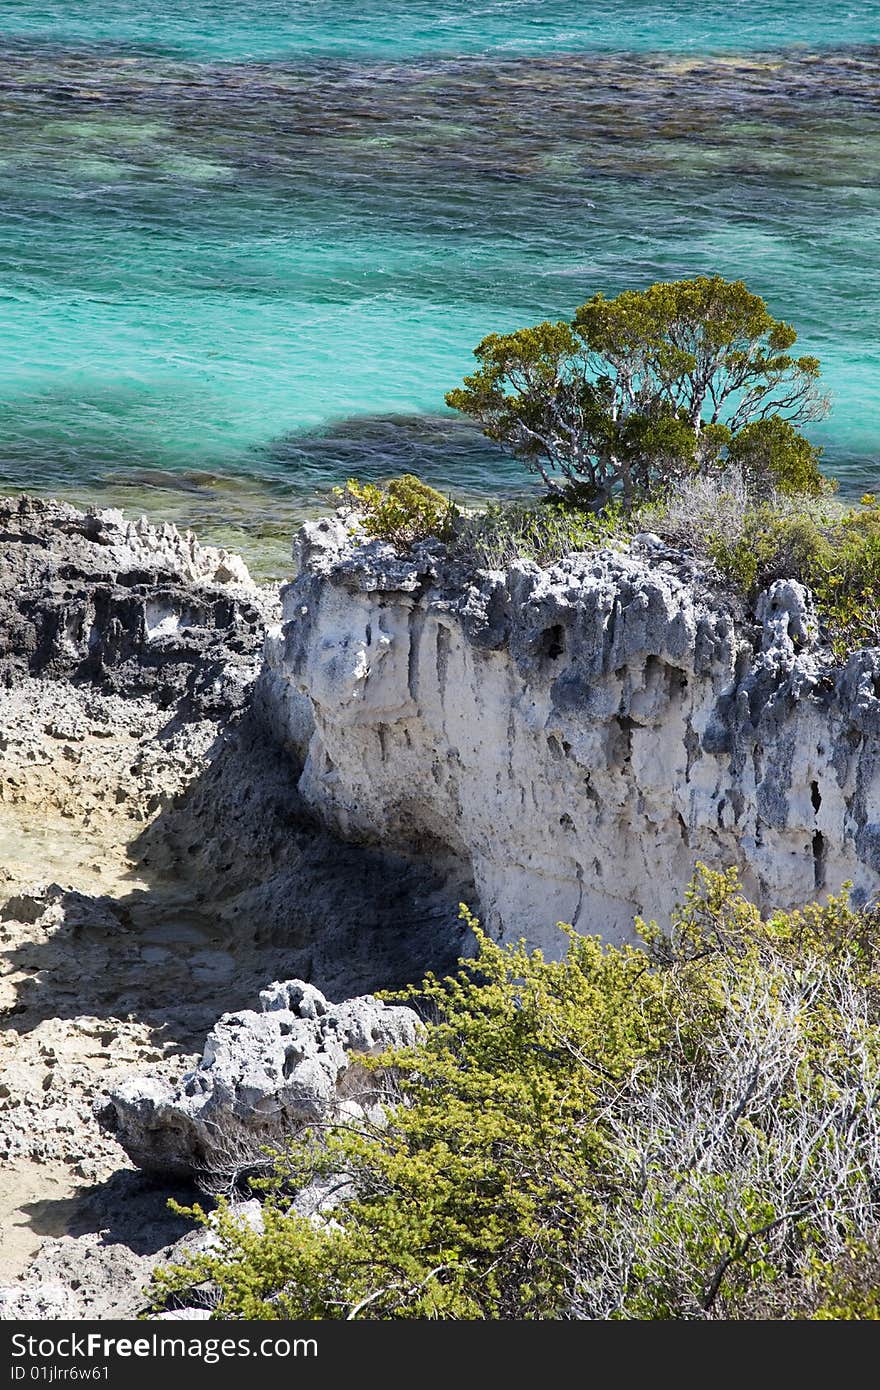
97,982,419,1177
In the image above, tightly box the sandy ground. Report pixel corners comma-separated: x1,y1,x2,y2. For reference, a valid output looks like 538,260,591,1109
0,793,199,1284
0,1160,83,1280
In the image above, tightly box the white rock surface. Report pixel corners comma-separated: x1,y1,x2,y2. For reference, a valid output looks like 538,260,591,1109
97,982,420,1176
83,506,253,591
259,519,880,949
0,1282,73,1319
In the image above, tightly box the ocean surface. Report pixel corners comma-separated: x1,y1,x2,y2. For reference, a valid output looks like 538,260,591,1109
0,2,878,575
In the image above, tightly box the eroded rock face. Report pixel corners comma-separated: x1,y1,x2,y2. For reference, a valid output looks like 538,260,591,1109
260,519,880,949
0,495,266,718
97,982,420,1177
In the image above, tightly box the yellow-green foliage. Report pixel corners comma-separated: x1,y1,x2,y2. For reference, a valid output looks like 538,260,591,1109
452,498,629,570
710,497,880,657
810,1246,880,1320
725,415,824,497
155,870,880,1321
336,474,457,549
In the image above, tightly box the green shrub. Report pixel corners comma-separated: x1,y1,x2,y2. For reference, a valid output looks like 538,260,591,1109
708,508,829,596
725,415,825,497
335,474,457,549
155,869,880,1320
451,498,629,571
709,498,880,657
809,1246,880,1320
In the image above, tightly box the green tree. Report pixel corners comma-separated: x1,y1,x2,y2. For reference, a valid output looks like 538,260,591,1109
446,276,828,506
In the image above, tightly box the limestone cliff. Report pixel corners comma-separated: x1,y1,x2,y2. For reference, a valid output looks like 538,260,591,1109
260,516,880,949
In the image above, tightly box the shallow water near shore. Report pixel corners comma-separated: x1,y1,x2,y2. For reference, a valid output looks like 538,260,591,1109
0,4,878,571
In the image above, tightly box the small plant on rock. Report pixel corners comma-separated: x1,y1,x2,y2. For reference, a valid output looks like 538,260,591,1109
335,474,458,549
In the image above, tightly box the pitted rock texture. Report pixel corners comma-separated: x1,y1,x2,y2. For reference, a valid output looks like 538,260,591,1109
260,516,880,949
97,982,420,1177
0,495,266,718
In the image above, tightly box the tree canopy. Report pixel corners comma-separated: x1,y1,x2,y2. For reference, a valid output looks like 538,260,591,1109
446,276,828,505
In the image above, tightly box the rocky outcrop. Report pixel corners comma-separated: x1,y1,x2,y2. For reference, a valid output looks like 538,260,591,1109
0,495,265,719
260,517,880,949
96,981,420,1177
11,494,880,1318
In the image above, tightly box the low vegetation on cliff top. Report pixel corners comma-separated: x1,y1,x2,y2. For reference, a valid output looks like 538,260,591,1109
337,277,880,657
339,470,880,658
157,869,880,1321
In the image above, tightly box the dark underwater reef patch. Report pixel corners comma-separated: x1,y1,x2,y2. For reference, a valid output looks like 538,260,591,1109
0,44,878,193
260,413,514,497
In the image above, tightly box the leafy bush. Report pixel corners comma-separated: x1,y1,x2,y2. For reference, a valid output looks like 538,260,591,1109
155,870,880,1320
813,506,880,654
725,415,825,497
335,474,457,549
709,497,880,657
708,507,829,596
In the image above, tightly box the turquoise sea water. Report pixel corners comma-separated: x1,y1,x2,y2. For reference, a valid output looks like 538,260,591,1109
0,3,878,574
